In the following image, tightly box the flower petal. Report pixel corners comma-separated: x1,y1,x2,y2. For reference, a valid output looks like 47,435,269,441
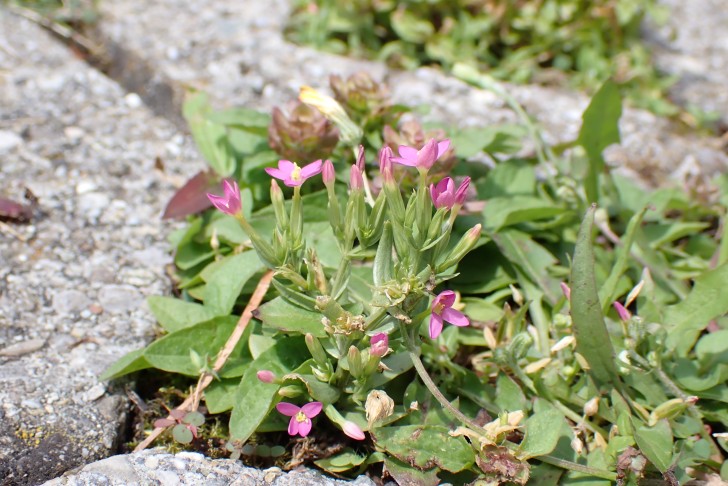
297,418,312,437
436,139,451,158
277,160,296,172
435,290,456,308
300,159,323,179
301,401,323,418
417,139,439,169
391,156,417,167
429,313,444,339
398,145,418,159
343,421,366,440
442,307,469,327
265,167,286,179
207,193,230,213
288,416,299,436
455,177,470,205
276,402,300,416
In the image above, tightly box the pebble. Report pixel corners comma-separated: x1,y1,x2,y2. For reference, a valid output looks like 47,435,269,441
0,338,46,357
53,290,92,315
0,129,23,153
97,285,143,314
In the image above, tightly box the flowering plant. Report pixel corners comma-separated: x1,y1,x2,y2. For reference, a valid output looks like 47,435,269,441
103,75,728,484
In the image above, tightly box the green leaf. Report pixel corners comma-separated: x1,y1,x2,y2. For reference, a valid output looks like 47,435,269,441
183,91,236,177
143,316,247,376
383,457,440,486
204,378,239,413
517,401,565,459
99,348,151,381
373,221,393,287
390,9,434,43
147,296,221,333
373,425,475,472
202,251,263,315
633,419,673,473
283,372,340,403
570,205,619,387
483,196,568,230
207,107,270,134
477,159,536,198
172,424,193,444
577,80,622,203
229,337,308,442
255,297,327,338
495,374,527,413
315,449,367,474
664,262,728,354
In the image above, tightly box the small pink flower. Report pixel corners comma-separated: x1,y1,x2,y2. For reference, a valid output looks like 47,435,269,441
265,159,323,187
391,139,450,171
430,177,470,209
276,401,323,437
322,159,335,188
613,302,631,322
429,290,469,339
350,165,364,191
370,333,389,357
256,370,276,383
207,180,242,216
342,420,366,441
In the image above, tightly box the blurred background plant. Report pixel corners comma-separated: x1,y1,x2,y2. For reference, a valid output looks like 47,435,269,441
286,0,682,117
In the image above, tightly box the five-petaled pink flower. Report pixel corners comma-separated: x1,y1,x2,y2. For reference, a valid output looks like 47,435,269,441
429,290,469,339
276,401,323,437
207,180,242,216
430,176,470,210
391,139,450,171
265,159,323,187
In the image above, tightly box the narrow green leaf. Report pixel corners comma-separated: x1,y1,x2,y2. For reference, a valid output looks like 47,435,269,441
202,251,263,315
633,419,673,473
255,297,327,338
664,262,728,355
229,337,308,442
147,296,220,332
373,221,393,287
577,80,622,202
570,205,619,386
99,348,151,381
483,196,568,231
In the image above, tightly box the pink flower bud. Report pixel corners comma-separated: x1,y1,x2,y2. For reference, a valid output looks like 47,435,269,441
370,333,389,357
256,370,276,383
379,146,394,183
350,165,364,191
613,302,631,322
356,145,365,171
322,159,335,188
560,282,571,301
342,420,366,441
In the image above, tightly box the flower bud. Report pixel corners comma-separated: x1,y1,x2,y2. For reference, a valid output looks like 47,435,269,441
436,224,481,272
366,390,395,428
356,145,365,171
571,436,584,455
560,282,571,300
584,397,600,417
347,345,364,378
299,86,362,144
256,370,276,383
322,159,335,188
305,333,328,366
342,420,366,441
648,396,698,426
349,165,364,192
370,333,389,358
613,301,631,322
277,385,303,398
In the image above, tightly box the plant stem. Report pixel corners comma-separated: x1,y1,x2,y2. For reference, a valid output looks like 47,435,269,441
400,323,487,435
538,454,617,481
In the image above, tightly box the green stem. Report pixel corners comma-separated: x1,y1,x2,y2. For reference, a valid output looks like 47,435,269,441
538,455,617,481
400,323,487,435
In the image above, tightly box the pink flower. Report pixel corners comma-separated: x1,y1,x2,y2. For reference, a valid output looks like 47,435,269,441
207,180,242,216
391,139,450,171
322,159,335,188
256,370,276,383
265,159,323,187
429,290,469,339
356,145,365,171
342,420,366,441
370,333,389,357
276,401,323,437
379,146,394,183
430,177,470,209
560,282,571,301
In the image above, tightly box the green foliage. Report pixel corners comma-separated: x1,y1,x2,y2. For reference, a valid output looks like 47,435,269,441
102,74,727,483
287,0,676,115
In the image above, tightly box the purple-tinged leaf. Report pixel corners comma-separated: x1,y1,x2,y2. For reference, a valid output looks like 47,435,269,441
0,197,32,222
162,170,219,219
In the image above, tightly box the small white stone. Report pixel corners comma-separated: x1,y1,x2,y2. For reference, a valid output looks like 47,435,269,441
0,130,23,153
76,180,97,194
83,383,106,402
124,93,143,109
64,126,85,142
